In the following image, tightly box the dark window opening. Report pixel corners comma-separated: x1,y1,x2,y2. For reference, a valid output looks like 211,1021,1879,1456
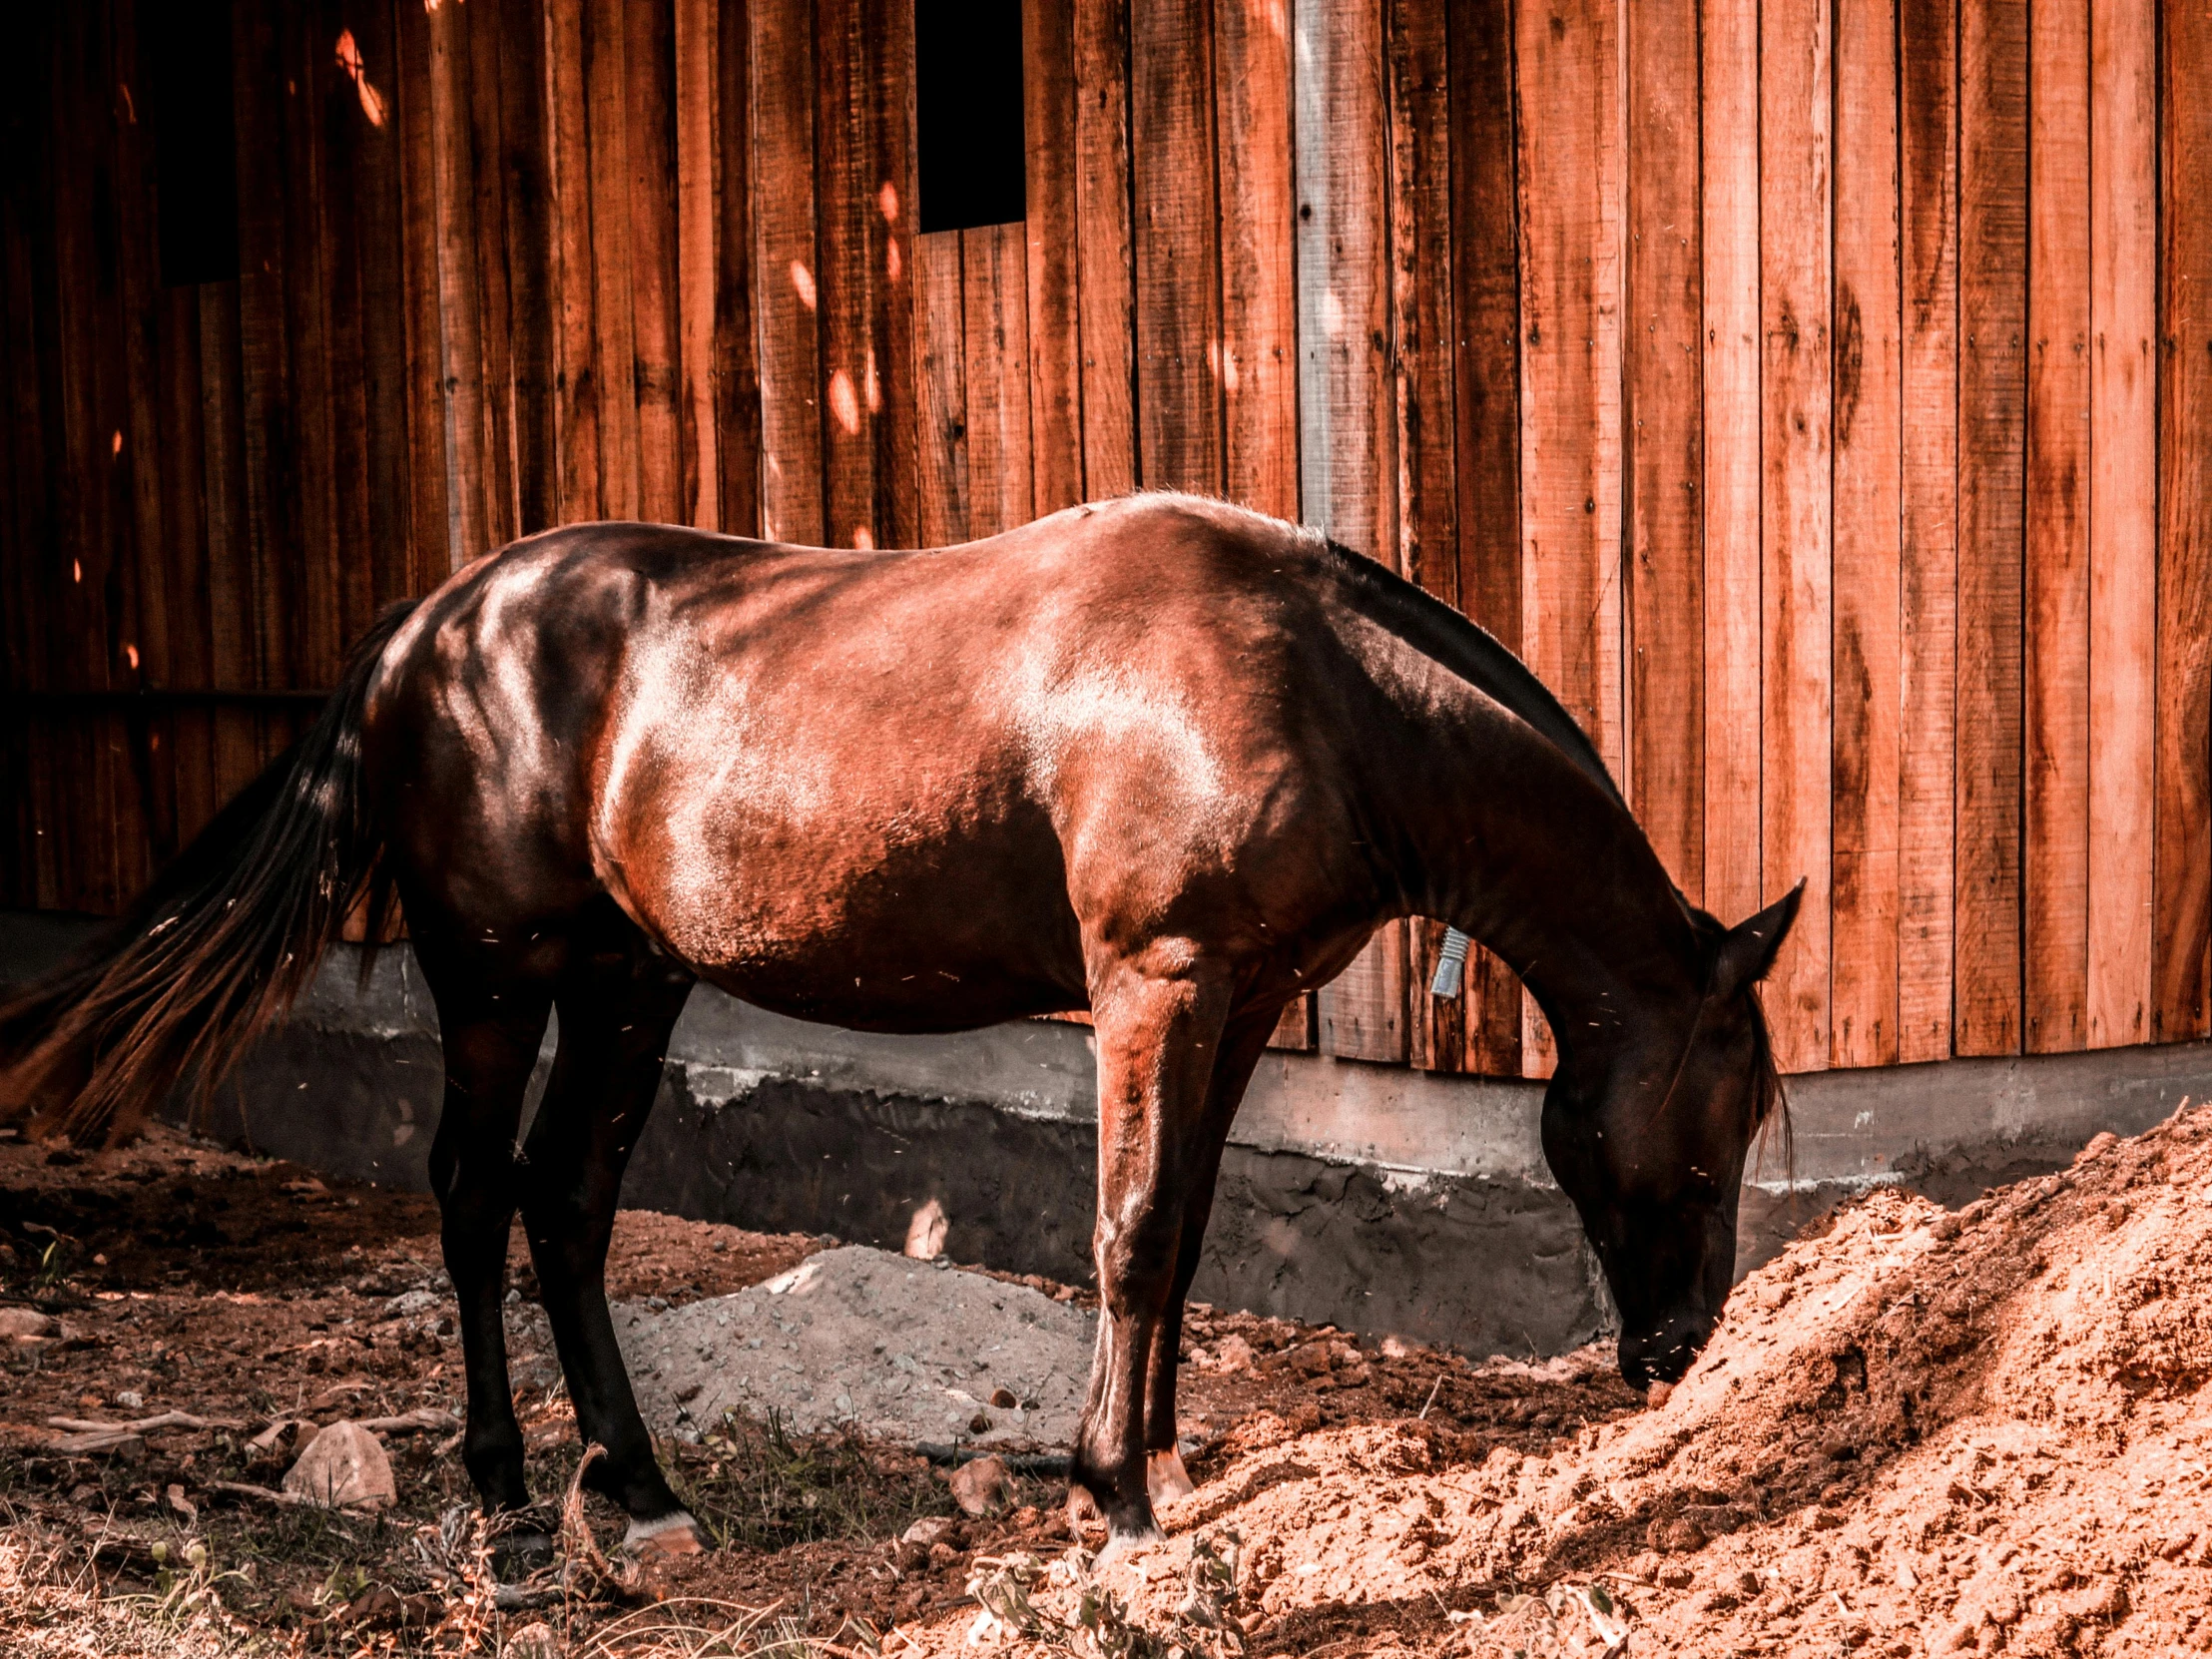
143,0,240,286
914,0,1026,234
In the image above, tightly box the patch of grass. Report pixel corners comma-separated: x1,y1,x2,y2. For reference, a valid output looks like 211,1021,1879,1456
671,1410,954,1551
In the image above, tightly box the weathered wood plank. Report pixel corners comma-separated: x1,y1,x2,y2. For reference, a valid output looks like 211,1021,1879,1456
1131,0,1222,494
1759,0,1833,1071
1217,0,1298,523
2084,0,2155,1048
1024,0,1083,517
750,0,824,543
1897,0,1958,1063
714,0,763,537
495,0,558,537
910,229,968,547
397,0,451,584
1448,0,1524,1077
626,0,684,528
462,0,518,551
2023,0,2090,1053
1073,0,1137,499
547,0,603,524
1701,0,1762,933
1955,0,2028,1055
585,0,640,520
1623,0,1703,903
961,223,1033,539
676,0,721,527
2154,0,2212,1040
426,0,489,561
1831,0,1902,1067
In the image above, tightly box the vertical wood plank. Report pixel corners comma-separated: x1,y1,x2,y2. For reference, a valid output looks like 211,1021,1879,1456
1301,0,1405,1064
1386,0,1460,1071
962,223,1034,538
318,0,377,642
155,285,218,844
1025,0,1084,516
1702,0,1762,931
911,229,969,546
1897,0,1958,1063
1955,0,2028,1054
1132,0,1222,494
1217,0,1299,522
548,0,603,524
463,0,518,551
2154,0,2212,1039
676,0,721,526
750,0,824,543
1515,0,1623,1076
627,0,683,526
397,0,451,584
1448,0,1525,1077
585,0,641,519
1758,0,1833,1071
497,0,559,537
714,0,764,537
1830,0,1903,1067
1074,0,1138,499
1623,0,1704,900
199,282,263,802
427,0,489,562
2023,0,2090,1053
2084,0,2155,1047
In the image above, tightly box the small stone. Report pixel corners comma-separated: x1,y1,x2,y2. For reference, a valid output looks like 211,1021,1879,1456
116,1390,144,1410
1648,1516,1707,1553
947,1454,1013,1517
281,1420,395,1510
1211,1334,1258,1374
989,1387,1018,1409
903,1199,948,1261
969,1411,990,1434
901,1514,955,1546
0,1308,60,1342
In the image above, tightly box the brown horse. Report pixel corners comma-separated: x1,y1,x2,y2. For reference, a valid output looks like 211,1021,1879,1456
1,492,1796,1558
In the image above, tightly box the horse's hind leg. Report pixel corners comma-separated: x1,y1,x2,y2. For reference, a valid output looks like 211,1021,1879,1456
1140,1009,1277,1507
417,956,555,1563
1072,953,1234,1547
517,924,699,1554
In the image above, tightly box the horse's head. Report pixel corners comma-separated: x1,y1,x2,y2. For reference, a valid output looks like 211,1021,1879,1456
1539,882,1802,1392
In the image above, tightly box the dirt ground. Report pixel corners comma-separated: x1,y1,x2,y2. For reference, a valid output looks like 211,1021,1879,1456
4,1104,2211,1657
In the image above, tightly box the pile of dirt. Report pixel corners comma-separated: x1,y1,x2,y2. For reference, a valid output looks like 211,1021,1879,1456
616,1245,1098,1448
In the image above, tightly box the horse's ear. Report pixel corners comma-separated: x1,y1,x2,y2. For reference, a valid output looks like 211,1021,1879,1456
1712,879,1805,998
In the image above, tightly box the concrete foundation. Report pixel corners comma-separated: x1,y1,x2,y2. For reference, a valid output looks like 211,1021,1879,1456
8,909,2210,1356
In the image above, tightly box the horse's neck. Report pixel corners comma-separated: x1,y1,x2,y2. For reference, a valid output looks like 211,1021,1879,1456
1376,664,1704,1035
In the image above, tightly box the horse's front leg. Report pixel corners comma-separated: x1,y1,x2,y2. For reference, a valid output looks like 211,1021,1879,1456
421,986,554,1569
1073,953,1233,1548
518,959,701,1557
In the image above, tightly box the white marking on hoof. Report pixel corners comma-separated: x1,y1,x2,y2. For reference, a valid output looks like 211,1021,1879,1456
622,1509,705,1558
1093,1524,1165,1572
1146,1446,1196,1505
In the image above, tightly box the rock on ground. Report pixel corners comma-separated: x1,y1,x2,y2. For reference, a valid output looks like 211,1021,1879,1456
280,1419,395,1510
615,1246,1094,1448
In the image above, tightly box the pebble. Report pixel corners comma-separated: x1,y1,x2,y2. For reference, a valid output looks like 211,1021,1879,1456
281,1420,395,1511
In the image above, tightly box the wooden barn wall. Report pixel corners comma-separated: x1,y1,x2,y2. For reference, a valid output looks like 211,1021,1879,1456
1,0,2209,1083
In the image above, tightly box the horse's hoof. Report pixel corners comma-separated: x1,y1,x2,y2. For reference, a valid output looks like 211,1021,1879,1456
1146,1446,1197,1506
1093,1522,1166,1571
622,1509,706,1559
490,1525,556,1581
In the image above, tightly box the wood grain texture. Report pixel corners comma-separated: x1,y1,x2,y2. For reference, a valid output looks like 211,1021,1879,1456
676,0,721,527
1448,0,1524,1078
962,223,1034,539
1956,0,2028,1055
495,0,558,537
1830,0,1902,1067
910,229,968,546
1758,0,1832,1071
626,0,683,528
1387,0,1460,1071
462,0,518,552
815,0,878,547
584,0,640,520
2155,0,2212,1040
1897,0,1958,1063
1514,0,1622,1077
1701,0,1762,932
1131,0,1222,493
1074,0,1137,499
548,0,604,523
1025,0,1084,517
1218,0,1299,522
749,0,824,544
714,0,764,537
2024,0,2090,1053
427,0,489,561
2084,0,2155,1048
1623,0,1703,901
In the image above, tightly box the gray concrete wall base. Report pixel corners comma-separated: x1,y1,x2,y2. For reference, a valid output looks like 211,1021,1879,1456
9,912,2210,1355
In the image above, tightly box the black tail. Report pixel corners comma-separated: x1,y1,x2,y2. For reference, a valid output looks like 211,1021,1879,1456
0,600,420,1144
